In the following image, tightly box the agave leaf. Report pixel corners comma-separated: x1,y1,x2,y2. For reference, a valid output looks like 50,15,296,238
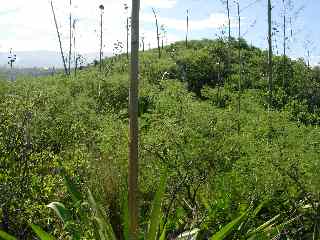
267,215,299,237
57,161,82,204
245,214,281,239
0,230,17,240
210,210,249,240
146,173,167,240
251,201,267,219
47,202,71,224
30,224,55,240
159,224,167,240
63,174,82,204
88,190,116,240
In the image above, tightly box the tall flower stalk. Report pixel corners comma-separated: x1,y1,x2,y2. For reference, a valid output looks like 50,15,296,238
99,4,104,72
268,0,273,111
186,9,189,48
50,0,68,75
152,8,161,59
68,0,72,75
237,1,241,134
128,0,140,239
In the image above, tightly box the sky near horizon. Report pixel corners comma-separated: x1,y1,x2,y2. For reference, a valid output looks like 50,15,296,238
0,0,319,65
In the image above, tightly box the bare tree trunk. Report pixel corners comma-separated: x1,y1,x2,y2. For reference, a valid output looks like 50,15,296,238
237,2,241,134
268,0,273,110
68,0,72,75
152,8,161,59
50,0,68,75
128,0,140,239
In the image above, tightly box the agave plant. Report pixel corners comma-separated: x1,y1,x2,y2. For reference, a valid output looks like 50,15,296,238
0,170,168,240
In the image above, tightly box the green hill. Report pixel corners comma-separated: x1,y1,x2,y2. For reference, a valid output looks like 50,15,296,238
1,39,320,239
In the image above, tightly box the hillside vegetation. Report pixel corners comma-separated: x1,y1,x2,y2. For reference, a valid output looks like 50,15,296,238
1,39,320,239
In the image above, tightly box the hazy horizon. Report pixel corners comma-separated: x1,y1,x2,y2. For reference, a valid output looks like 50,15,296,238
0,50,105,68
1,0,319,67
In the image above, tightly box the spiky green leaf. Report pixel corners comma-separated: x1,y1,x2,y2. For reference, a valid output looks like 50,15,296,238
210,210,248,240
47,202,71,224
146,173,167,240
30,224,55,240
0,230,17,240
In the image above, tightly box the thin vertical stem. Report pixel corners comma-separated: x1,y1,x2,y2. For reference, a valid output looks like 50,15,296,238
127,17,130,59
99,7,103,72
69,0,72,75
282,0,286,88
128,0,140,239
73,20,77,77
268,0,273,110
142,36,145,52
237,2,241,134
152,8,161,59
50,0,68,75
226,0,231,86
186,9,189,48
227,0,231,41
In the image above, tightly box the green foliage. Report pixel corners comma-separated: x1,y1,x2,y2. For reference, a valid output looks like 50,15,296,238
1,38,320,239
30,225,55,240
210,210,248,240
0,230,16,240
146,173,167,240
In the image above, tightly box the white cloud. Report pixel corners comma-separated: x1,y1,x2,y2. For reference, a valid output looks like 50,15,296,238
142,0,177,9
141,29,179,50
141,13,230,32
0,0,130,53
0,0,180,55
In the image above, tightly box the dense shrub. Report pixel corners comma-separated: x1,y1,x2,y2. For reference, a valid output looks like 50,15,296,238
1,39,320,239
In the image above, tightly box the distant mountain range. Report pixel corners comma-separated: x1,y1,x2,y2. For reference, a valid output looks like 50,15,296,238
0,51,108,68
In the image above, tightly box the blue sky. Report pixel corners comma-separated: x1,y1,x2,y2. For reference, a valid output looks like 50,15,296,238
0,0,319,65
142,0,319,64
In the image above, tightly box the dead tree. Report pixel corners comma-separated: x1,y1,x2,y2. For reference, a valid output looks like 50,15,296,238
152,8,161,58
